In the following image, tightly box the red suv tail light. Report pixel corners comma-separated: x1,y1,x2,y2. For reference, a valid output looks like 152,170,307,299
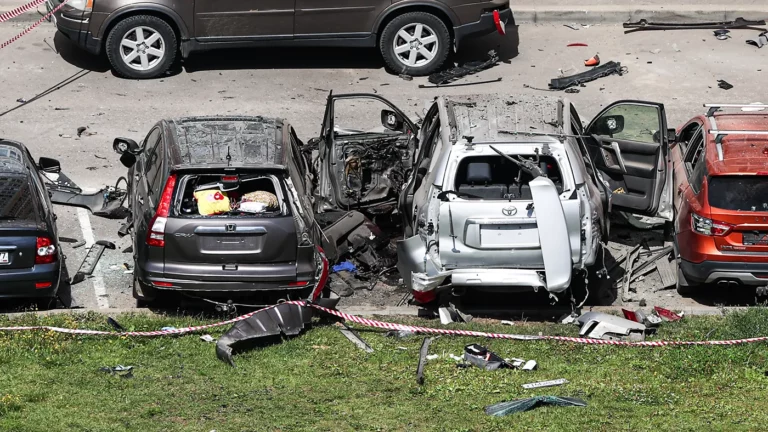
146,174,177,248
35,237,57,264
691,213,734,237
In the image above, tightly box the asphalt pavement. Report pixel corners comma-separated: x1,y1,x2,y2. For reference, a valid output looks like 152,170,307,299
1,19,767,313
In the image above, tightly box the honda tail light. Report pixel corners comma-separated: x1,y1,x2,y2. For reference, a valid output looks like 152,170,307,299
146,174,177,247
35,237,57,264
692,213,733,236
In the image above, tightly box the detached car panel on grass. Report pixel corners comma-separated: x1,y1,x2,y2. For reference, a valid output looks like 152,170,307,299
113,117,328,305
48,0,512,79
312,94,673,303
0,140,64,307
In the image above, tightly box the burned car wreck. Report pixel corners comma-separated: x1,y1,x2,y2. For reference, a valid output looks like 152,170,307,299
306,93,674,305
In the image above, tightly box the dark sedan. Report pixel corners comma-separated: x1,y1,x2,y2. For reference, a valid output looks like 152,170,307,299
0,140,64,309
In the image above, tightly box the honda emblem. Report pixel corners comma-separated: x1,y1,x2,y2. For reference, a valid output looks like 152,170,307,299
225,223,236,232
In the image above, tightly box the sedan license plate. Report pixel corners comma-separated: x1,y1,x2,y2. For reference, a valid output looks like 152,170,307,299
0,252,9,265
743,232,768,246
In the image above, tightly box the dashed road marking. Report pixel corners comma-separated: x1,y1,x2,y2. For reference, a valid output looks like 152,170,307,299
76,208,109,309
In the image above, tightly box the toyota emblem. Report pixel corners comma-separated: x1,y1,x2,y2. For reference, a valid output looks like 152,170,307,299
502,206,517,216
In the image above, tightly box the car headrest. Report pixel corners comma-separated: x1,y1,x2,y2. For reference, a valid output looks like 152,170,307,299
466,162,492,184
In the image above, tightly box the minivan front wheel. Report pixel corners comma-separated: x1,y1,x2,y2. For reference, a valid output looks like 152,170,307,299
379,12,451,76
106,15,177,79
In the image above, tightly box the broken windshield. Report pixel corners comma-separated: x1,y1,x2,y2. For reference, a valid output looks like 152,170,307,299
708,176,768,212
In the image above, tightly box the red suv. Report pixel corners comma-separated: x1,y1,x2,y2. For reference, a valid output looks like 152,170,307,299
672,104,768,295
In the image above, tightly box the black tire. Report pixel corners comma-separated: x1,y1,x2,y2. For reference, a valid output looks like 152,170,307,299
379,12,451,76
106,15,177,79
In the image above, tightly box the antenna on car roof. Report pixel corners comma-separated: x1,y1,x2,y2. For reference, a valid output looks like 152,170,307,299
226,146,232,167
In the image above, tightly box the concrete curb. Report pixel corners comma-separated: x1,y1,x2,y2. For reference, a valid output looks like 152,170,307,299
515,5,768,24
0,304,740,319
2,4,768,24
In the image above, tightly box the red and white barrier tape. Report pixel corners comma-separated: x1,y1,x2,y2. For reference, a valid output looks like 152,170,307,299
1,0,69,50
0,0,47,23
309,304,768,347
1,300,767,348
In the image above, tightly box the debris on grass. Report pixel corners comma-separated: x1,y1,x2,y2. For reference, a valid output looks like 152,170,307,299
485,396,586,416
338,323,374,353
416,337,433,385
522,378,569,389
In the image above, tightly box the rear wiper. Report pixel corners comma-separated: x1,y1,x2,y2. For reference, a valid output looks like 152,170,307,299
489,145,545,178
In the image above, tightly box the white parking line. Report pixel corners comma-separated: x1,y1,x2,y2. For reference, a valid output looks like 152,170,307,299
76,208,110,309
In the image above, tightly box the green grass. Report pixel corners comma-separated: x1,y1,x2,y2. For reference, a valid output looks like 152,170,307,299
2,309,768,431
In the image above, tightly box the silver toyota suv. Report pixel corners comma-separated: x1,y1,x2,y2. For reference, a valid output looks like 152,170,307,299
305,93,673,305
392,95,673,304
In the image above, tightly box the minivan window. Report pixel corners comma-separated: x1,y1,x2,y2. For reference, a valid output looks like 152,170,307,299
708,176,768,212
0,173,41,223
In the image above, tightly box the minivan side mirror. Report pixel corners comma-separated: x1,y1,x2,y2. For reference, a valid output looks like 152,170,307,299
381,109,405,133
38,157,61,173
593,115,625,136
113,137,141,155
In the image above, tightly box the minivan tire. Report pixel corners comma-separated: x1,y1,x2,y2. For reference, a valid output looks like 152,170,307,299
379,12,451,76
106,15,177,79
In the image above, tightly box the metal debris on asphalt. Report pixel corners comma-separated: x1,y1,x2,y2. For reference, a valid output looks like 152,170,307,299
549,61,626,90
623,17,766,33
427,49,499,85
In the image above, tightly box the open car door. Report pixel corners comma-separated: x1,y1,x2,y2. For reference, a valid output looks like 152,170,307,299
314,92,419,214
584,100,672,219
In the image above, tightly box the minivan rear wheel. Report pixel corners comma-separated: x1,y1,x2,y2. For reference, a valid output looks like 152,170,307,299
106,15,177,79
379,12,451,76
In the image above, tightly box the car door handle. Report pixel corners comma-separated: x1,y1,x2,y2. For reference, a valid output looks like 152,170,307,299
134,174,140,182
137,195,144,205
677,185,684,195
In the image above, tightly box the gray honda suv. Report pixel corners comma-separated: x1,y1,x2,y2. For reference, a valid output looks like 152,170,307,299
113,116,329,306
49,0,512,79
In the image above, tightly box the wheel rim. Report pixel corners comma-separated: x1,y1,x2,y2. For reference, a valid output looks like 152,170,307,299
119,26,165,72
392,23,439,68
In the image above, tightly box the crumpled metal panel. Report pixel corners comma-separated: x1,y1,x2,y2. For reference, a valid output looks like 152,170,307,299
171,117,283,167
485,396,587,416
216,303,313,367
